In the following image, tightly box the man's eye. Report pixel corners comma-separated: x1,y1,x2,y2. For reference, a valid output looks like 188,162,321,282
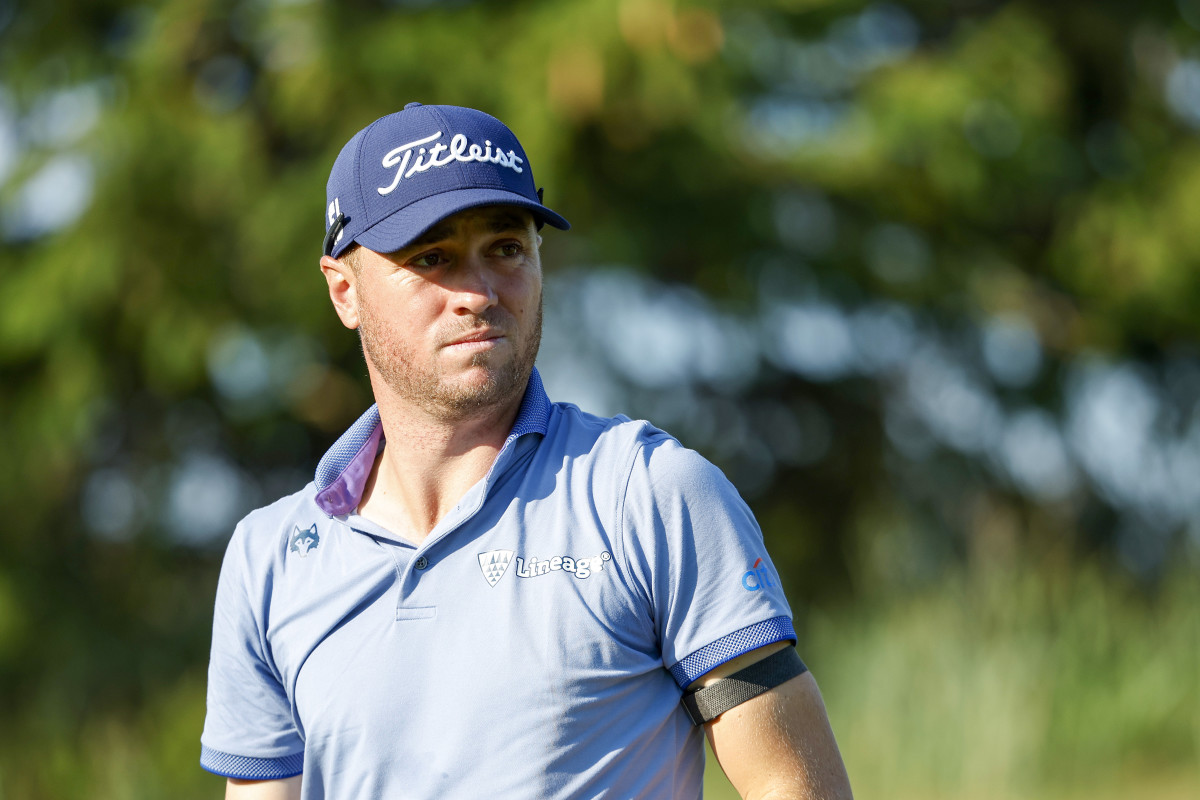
495,242,522,257
410,253,444,268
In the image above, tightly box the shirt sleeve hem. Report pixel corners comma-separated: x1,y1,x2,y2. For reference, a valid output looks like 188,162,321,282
667,615,796,688
200,746,304,780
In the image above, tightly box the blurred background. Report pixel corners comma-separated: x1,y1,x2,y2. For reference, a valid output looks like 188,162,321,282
1,0,1198,797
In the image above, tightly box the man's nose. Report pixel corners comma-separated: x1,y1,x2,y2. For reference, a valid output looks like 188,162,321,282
451,254,499,315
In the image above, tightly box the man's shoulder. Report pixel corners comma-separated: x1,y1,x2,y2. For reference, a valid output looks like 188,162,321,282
548,401,676,452
549,404,741,502
226,482,324,563
545,402,720,489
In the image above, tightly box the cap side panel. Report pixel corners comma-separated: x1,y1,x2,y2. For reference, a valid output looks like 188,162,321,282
353,118,380,230
326,127,372,259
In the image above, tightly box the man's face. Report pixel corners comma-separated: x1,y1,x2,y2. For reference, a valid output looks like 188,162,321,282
346,205,543,420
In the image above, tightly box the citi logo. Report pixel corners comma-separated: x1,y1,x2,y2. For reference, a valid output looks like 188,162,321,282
741,558,776,591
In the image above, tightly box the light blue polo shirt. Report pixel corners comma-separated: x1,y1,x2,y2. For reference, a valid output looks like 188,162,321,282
201,369,795,798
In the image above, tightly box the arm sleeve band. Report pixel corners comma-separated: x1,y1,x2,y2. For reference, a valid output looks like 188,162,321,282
680,646,808,725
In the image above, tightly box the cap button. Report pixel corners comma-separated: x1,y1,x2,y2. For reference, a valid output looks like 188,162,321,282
404,102,423,110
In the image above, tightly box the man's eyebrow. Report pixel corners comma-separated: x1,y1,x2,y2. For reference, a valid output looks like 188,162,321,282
407,222,455,249
402,211,532,252
487,213,533,234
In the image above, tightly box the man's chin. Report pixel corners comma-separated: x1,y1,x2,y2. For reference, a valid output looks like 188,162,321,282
425,365,527,415
449,362,506,391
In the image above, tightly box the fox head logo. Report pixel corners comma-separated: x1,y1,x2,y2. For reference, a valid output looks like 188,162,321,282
289,524,320,558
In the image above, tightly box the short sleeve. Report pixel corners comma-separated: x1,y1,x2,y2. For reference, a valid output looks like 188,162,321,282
619,433,796,689
200,523,305,780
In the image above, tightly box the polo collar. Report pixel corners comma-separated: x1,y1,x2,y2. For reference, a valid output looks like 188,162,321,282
313,368,551,517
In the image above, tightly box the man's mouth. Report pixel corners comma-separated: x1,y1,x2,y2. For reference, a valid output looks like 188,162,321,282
445,329,506,350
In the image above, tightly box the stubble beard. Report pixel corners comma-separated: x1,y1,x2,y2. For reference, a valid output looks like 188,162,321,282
358,296,542,422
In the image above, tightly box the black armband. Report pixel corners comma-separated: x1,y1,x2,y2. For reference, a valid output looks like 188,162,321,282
680,646,808,725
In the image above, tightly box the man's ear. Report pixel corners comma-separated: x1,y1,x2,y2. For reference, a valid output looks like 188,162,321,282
320,254,360,330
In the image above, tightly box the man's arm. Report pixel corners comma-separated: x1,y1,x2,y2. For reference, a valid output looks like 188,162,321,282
697,643,853,800
225,776,301,800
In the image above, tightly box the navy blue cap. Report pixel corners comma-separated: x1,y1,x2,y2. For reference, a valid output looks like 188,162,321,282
323,103,570,257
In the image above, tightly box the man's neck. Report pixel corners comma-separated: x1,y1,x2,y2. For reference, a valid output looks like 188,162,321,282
356,387,524,546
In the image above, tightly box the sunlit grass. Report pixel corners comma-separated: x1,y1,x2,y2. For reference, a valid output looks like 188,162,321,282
804,563,1199,800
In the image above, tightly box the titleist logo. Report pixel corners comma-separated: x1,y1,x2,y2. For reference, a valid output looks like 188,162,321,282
377,131,525,196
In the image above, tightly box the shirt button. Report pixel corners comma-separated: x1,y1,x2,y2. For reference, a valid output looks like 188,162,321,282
414,556,429,571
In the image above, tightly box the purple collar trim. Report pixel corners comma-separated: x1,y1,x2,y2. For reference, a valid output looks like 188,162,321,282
313,368,551,517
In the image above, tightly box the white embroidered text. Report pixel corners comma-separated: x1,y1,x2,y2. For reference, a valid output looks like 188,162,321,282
515,551,611,580
377,131,524,196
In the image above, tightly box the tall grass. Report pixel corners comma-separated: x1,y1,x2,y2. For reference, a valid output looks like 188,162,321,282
2,564,1196,799
707,562,1199,799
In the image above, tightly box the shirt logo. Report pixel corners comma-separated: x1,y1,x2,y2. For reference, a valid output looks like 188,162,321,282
290,524,320,558
326,198,343,247
741,557,776,591
478,549,515,587
476,548,612,586
377,130,525,196
515,551,611,580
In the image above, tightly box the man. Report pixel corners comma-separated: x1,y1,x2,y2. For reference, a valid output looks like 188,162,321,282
201,103,853,799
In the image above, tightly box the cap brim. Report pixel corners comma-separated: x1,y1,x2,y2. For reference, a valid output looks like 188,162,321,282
353,188,570,255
